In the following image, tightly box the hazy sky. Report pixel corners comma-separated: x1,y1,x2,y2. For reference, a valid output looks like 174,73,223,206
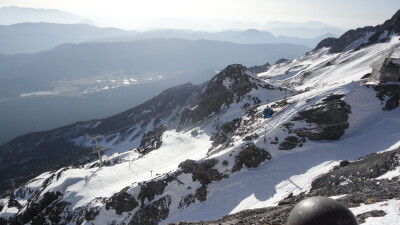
1,0,400,29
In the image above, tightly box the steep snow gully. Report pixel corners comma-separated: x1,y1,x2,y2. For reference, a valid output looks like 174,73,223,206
1,9,400,225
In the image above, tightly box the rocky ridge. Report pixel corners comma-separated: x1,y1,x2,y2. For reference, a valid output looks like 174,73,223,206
314,9,400,53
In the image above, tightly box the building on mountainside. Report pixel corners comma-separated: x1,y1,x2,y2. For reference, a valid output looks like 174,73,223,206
369,57,400,82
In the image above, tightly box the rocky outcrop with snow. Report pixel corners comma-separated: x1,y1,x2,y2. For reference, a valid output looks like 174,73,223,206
314,9,400,53
172,146,400,225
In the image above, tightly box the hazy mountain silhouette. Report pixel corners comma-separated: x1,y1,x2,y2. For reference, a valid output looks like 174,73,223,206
134,17,344,36
263,20,344,38
93,28,336,48
0,22,137,54
0,38,309,98
0,21,337,54
0,6,91,25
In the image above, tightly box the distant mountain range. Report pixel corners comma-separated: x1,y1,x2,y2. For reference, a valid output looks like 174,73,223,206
264,20,333,29
0,6,343,54
135,17,345,37
267,27,342,39
0,22,333,54
92,28,336,48
0,6,91,25
0,38,310,98
0,22,138,54
263,20,344,38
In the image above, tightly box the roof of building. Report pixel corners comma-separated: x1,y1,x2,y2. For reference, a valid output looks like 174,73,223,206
371,57,400,70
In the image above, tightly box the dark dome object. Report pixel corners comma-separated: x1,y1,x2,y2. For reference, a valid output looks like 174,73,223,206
287,196,358,225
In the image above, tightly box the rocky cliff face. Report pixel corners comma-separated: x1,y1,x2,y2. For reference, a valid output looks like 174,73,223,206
178,64,275,128
314,9,400,53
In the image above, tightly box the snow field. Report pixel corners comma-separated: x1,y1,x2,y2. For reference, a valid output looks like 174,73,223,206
28,130,212,210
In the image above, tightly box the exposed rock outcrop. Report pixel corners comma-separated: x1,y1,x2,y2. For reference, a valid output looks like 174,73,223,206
210,118,241,148
274,58,289,64
177,159,228,207
178,185,209,210
179,159,224,185
313,37,337,51
291,94,351,141
178,64,260,128
329,26,375,53
84,206,100,221
276,94,351,151
7,198,22,209
129,195,172,225
138,125,169,155
138,178,172,205
278,136,303,150
105,190,139,215
357,9,400,50
249,62,271,74
372,84,400,111
232,143,271,172
6,191,64,225
314,9,400,53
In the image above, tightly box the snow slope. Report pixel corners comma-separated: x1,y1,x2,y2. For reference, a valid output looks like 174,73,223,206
1,14,400,225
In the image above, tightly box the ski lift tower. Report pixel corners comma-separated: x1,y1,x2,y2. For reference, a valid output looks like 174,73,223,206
91,135,107,167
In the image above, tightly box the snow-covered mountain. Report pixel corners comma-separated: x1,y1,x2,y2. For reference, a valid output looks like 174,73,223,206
1,9,400,225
